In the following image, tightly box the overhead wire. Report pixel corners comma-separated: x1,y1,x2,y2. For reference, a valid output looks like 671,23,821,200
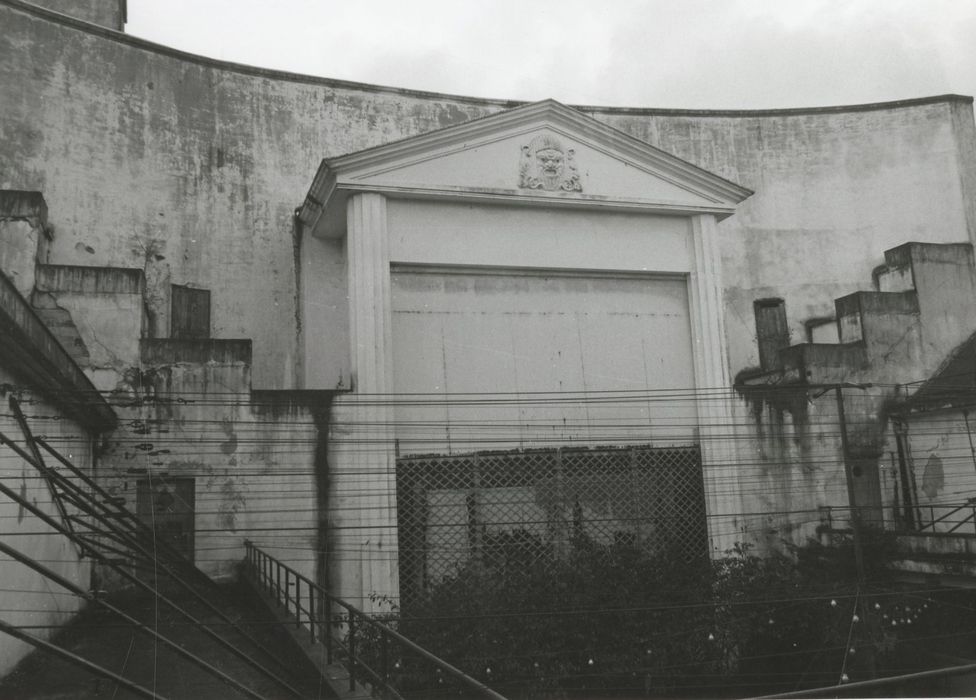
4,378,976,694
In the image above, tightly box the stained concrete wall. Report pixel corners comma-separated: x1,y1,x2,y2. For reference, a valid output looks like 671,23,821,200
0,191,49,299
2,0,974,394
26,0,124,30
893,410,976,532
4,0,976,570
0,380,93,678
96,345,327,584
33,264,147,391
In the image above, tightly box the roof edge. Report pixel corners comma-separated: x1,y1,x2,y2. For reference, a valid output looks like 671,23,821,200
4,0,972,116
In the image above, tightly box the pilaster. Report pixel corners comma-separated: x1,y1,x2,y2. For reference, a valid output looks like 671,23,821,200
688,214,743,556
328,193,399,608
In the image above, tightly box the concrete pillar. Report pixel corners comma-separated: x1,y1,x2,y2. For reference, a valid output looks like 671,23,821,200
688,214,743,556
328,193,399,609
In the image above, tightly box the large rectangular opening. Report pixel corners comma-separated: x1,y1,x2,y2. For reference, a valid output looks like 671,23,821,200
396,444,706,610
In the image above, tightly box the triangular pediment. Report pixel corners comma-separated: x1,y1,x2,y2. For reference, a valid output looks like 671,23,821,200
300,100,752,237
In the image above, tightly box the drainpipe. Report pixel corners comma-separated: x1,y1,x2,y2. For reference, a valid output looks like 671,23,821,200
893,418,917,530
835,387,866,582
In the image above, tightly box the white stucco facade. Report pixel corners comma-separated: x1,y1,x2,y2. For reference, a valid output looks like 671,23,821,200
298,100,751,604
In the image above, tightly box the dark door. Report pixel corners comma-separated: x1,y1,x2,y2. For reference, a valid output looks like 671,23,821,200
171,285,210,339
136,477,195,563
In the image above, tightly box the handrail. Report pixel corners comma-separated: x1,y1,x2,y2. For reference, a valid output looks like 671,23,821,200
242,541,508,700
911,498,976,535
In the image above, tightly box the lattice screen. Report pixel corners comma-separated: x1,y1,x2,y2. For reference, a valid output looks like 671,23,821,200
396,444,707,610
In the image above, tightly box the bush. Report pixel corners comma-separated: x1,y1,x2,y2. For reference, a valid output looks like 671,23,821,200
361,532,928,698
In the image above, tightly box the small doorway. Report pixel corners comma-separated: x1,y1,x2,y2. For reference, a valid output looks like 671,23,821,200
170,284,210,339
136,476,195,563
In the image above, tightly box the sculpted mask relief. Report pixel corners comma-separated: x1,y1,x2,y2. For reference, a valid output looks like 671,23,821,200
518,134,582,192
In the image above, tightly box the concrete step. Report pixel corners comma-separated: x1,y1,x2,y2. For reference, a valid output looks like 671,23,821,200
835,290,919,344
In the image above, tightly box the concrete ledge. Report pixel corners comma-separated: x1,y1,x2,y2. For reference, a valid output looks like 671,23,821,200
896,532,976,555
36,264,144,295
0,190,47,225
885,242,975,268
0,267,116,431
141,339,252,365
779,342,869,384
835,290,920,318
890,532,976,581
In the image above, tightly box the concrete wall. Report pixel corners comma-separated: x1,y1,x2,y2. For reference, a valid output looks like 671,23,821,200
2,0,974,393
33,264,147,391
0,191,49,298
894,410,976,531
0,381,93,678
4,0,976,571
26,0,124,30
96,344,327,584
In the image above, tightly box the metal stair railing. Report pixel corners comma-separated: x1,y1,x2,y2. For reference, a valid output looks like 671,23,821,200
242,541,508,700
913,497,976,535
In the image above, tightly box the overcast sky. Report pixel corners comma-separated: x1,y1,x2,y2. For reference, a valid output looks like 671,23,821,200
125,0,976,110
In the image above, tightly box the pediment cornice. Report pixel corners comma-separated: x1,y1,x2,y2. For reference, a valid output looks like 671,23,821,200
299,99,752,237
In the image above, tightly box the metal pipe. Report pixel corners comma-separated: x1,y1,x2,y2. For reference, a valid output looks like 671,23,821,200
0,618,167,700
753,657,976,698
835,387,866,583
1,429,293,673
0,462,306,699
8,397,76,545
0,539,265,700
36,437,217,590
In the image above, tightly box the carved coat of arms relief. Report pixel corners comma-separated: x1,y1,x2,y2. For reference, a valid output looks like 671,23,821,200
518,134,582,192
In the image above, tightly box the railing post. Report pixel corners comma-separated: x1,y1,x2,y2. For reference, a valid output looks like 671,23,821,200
325,594,333,664
381,627,390,696
295,577,302,629
276,562,282,604
348,614,357,692
309,580,316,644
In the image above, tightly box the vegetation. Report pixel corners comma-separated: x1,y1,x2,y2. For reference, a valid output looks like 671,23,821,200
357,531,966,698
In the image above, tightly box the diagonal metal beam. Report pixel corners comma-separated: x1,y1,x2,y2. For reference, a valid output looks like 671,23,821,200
0,618,167,700
0,538,267,700
0,434,307,699
8,395,79,549
0,425,292,672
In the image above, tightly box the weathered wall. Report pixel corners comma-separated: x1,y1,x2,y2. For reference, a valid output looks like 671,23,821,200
2,0,974,393
4,0,976,576
0,382,93,678
893,410,976,531
26,0,124,30
96,344,327,584
0,191,49,298
33,264,147,391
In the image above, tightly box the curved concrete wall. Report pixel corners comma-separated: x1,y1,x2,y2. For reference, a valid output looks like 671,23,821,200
1,0,975,390
25,0,124,30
